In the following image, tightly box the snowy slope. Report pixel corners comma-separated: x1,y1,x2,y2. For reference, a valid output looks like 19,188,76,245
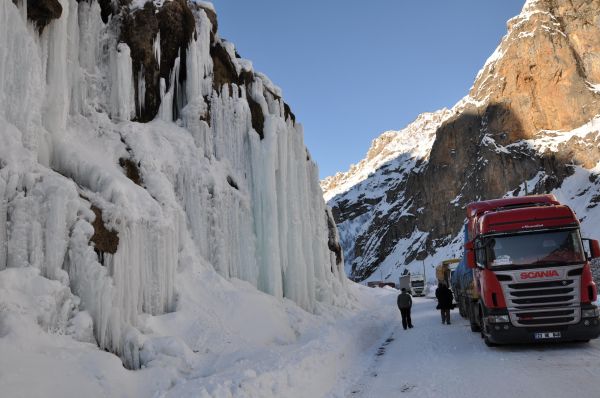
0,0,356,394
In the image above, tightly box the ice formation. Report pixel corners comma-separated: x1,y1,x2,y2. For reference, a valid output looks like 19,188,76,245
0,0,346,368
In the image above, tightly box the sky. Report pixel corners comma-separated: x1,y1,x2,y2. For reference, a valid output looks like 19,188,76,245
210,0,525,179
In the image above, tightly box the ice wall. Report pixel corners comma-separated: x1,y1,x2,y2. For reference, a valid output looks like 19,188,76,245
0,0,346,368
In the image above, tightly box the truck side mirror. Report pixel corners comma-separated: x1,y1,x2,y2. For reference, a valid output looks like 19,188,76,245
583,238,600,260
590,239,600,259
464,241,476,269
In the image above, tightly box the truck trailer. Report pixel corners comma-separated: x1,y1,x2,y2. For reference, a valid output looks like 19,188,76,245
461,194,600,346
399,274,411,291
436,259,460,287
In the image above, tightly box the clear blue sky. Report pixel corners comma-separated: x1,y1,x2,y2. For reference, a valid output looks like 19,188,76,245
211,1,525,178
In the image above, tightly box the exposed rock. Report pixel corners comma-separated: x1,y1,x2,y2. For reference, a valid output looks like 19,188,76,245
90,205,119,262
326,209,343,266
120,3,160,122
20,0,62,32
157,0,195,85
471,0,600,141
120,0,195,122
119,157,142,186
284,102,296,124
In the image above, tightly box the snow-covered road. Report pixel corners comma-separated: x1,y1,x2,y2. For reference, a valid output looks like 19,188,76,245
348,296,600,398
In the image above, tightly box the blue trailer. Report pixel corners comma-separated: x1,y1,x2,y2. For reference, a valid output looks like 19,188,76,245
450,225,480,331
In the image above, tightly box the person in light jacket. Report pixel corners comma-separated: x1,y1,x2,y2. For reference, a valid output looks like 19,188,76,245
397,288,413,330
435,282,454,325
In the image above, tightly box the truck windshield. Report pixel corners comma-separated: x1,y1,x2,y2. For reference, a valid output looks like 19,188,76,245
411,281,424,287
484,229,585,267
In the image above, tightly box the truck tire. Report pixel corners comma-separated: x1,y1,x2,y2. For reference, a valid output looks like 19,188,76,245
468,301,480,332
460,297,467,318
484,336,497,347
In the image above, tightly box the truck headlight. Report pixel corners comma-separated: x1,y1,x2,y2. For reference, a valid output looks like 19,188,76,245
582,308,600,318
488,315,510,324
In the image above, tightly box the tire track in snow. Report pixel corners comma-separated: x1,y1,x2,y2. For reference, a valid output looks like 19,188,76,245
348,328,398,397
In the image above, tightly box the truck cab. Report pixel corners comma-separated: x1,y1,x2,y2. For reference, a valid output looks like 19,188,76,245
410,274,425,296
464,195,600,346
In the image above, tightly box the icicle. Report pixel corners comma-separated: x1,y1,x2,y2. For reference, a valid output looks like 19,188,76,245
185,10,213,102
109,42,135,121
42,0,71,138
137,64,146,116
18,0,27,23
157,56,180,122
0,175,6,271
153,31,161,65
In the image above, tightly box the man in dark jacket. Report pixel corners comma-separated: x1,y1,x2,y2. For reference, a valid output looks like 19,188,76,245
435,282,454,324
397,288,413,330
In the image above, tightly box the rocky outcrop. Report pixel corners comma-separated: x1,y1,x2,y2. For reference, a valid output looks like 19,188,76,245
120,0,195,122
16,0,63,32
325,0,600,281
471,0,600,141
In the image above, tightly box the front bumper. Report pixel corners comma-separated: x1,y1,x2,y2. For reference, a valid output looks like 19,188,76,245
485,306,600,344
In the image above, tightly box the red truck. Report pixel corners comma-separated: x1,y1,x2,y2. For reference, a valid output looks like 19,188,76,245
463,194,600,346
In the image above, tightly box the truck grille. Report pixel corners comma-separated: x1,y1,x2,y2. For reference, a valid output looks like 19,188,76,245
498,266,582,327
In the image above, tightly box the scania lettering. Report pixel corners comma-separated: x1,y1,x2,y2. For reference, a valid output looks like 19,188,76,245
459,194,600,346
520,270,560,279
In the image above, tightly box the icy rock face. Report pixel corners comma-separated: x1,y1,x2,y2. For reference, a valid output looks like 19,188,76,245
324,0,600,282
0,0,346,368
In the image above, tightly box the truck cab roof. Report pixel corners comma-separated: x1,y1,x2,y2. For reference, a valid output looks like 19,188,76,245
467,194,559,219
478,204,578,235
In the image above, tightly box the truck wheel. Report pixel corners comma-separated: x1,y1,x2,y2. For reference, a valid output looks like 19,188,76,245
470,323,480,332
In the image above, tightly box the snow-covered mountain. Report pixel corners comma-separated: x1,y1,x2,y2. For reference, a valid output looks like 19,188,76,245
323,0,600,283
0,0,348,382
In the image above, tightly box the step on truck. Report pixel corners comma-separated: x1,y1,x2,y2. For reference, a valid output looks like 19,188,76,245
461,194,600,346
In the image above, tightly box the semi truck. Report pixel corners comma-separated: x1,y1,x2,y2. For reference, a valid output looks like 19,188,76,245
410,274,425,296
460,194,600,346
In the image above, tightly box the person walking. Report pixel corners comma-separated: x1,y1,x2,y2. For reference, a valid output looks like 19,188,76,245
397,288,413,330
435,282,454,324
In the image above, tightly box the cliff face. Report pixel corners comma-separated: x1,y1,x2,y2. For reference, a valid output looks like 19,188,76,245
0,0,346,369
324,0,600,281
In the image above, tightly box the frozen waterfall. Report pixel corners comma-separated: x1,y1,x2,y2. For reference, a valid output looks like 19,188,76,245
0,0,346,368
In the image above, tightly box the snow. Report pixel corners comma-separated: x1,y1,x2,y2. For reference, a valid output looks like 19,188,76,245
348,296,600,398
521,116,600,153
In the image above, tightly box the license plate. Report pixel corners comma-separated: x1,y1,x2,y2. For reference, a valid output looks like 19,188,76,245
534,332,561,339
